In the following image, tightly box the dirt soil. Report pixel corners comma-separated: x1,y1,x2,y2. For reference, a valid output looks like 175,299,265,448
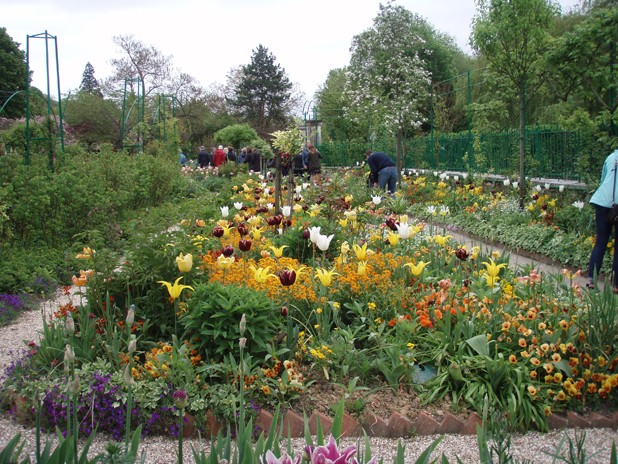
290,377,471,424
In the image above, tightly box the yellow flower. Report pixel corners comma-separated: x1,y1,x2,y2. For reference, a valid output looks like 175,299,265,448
158,276,194,301
315,268,339,287
250,265,276,283
251,226,264,241
339,218,349,228
399,214,409,224
247,216,262,226
269,245,288,258
357,261,367,276
216,255,235,270
482,258,507,277
483,274,500,287
404,261,430,277
353,242,368,260
433,235,453,247
340,241,350,255
75,246,95,259
344,195,353,203
368,302,376,310
386,231,400,246
176,253,193,273
293,204,303,213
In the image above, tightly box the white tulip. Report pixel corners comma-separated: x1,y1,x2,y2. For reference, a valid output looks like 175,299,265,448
316,233,335,251
559,185,565,193
396,222,412,239
220,206,230,217
234,202,243,210
308,226,322,244
372,195,382,205
503,179,510,187
282,206,291,217
573,201,585,210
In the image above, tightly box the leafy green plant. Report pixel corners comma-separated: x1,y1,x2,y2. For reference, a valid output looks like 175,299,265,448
181,282,282,362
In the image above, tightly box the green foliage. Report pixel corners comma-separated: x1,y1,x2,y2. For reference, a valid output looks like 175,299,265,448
181,281,282,362
0,27,28,119
271,128,304,155
214,124,259,150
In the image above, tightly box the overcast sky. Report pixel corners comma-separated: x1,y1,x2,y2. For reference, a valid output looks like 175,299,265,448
4,0,580,103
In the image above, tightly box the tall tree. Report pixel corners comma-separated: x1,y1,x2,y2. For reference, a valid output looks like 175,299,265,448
109,35,172,97
344,3,432,173
227,44,292,137
79,62,102,97
0,27,29,118
472,0,558,208
545,3,617,139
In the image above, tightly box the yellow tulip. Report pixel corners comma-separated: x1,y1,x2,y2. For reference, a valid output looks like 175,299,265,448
404,261,431,277
269,245,288,258
357,261,367,276
217,255,235,270
293,204,303,213
482,258,507,277
251,226,264,241
483,273,500,287
340,241,350,255
176,253,193,273
158,276,194,301
353,242,368,260
315,268,339,287
386,231,400,246
338,218,348,228
247,216,262,226
250,265,276,283
433,235,453,247
344,195,353,203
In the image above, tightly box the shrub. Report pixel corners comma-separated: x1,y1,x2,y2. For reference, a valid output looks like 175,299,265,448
181,281,282,362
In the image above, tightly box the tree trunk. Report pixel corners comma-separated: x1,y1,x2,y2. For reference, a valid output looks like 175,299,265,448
518,81,526,209
396,127,404,181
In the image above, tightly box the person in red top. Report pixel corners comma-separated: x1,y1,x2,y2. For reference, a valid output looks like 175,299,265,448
213,145,227,167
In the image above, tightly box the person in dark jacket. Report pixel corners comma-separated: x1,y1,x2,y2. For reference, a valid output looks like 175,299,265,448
248,147,261,173
365,150,397,194
197,146,209,168
227,146,236,163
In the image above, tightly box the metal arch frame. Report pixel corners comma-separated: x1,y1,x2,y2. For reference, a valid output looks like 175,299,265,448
121,77,145,153
25,30,65,168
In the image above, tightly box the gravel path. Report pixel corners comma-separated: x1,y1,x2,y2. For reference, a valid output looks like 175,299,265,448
1,287,617,463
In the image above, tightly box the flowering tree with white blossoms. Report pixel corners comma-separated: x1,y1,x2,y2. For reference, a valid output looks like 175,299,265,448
344,3,432,172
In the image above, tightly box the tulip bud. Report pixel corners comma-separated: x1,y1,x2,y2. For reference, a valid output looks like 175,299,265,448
212,226,224,238
65,313,75,336
123,363,135,386
237,222,249,236
239,337,247,349
455,248,469,261
281,306,288,317
239,238,252,252
68,375,81,396
302,229,310,240
126,304,135,326
128,337,137,354
239,314,246,336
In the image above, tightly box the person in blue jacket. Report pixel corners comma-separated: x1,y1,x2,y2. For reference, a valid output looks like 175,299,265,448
586,148,618,293
365,150,397,195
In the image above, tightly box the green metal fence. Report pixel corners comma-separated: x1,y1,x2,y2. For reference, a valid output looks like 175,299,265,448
318,127,611,181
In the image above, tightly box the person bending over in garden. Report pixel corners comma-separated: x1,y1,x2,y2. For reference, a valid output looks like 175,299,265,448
365,149,397,195
586,147,618,294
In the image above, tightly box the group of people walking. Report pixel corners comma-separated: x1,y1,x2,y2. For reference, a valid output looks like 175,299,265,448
191,145,262,172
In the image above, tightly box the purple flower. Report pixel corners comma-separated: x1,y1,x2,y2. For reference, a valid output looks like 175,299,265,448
304,435,376,464
261,450,301,464
172,389,188,409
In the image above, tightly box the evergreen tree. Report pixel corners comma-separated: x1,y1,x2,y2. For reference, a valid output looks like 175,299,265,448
227,44,292,136
0,27,29,118
79,62,102,96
